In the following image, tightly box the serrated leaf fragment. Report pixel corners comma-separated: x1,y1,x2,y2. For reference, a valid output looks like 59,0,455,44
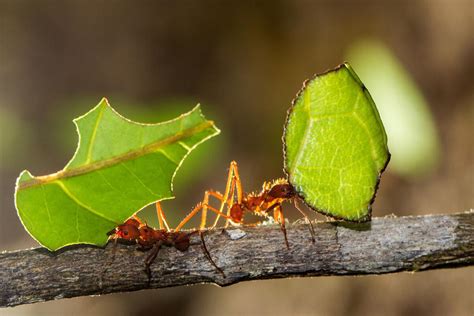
15,98,220,250
284,63,390,221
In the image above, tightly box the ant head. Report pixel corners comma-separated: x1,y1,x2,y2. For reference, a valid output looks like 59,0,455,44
112,223,140,241
267,184,296,199
230,204,244,223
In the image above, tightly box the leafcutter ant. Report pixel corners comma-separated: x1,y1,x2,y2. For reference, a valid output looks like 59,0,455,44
197,161,316,248
107,201,230,281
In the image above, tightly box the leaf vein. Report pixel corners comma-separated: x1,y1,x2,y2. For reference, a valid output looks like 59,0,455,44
178,141,191,151
157,150,179,165
120,163,158,197
85,103,106,164
53,180,116,225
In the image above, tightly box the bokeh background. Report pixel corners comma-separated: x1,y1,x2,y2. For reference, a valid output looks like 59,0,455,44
1,1,472,315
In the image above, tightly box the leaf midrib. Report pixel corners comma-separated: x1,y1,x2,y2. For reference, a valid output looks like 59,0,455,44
54,180,117,225
18,120,215,190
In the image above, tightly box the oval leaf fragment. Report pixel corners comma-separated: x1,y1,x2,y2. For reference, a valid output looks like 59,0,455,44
284,63,390,221
15,98,220,250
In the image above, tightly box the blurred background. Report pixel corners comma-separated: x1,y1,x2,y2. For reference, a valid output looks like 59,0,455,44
0,0,472,315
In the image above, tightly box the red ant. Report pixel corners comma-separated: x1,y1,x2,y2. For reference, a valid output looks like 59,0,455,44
108,201,231,280
196,161,316,248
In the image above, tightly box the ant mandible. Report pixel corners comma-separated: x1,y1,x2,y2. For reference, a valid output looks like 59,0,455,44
108,201,231,280
196,161,316,249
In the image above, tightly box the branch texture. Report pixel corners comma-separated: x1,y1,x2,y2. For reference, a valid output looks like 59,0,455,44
1,212,473,307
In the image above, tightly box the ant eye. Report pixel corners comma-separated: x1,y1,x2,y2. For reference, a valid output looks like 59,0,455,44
124,231,129,236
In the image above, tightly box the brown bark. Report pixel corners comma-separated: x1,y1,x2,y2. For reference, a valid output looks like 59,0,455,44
1,212,473,308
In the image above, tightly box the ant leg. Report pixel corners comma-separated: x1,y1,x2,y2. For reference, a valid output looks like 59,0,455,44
232,161,243,203
144,241,162,284
175,203,204,231
201,190,211,230
156,202,170,231
206,204,233,223
294,198,316,243
273,204,290,249
222,177,236,229
200,190,229,230
224,161,244,228
207,190,225,201
200,231,226,277
211,161,242,227
175,203,232,232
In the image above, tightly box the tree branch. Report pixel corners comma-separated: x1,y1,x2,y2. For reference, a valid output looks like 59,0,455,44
1,212,473,307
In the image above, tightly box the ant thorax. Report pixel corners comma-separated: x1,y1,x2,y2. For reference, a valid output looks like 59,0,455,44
241,178,294,215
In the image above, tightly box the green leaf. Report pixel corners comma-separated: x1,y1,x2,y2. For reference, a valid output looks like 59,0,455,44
15,98,220,250
284,63,390,221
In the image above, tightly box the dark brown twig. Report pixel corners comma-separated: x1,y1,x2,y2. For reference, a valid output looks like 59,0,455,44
1,212,473,308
